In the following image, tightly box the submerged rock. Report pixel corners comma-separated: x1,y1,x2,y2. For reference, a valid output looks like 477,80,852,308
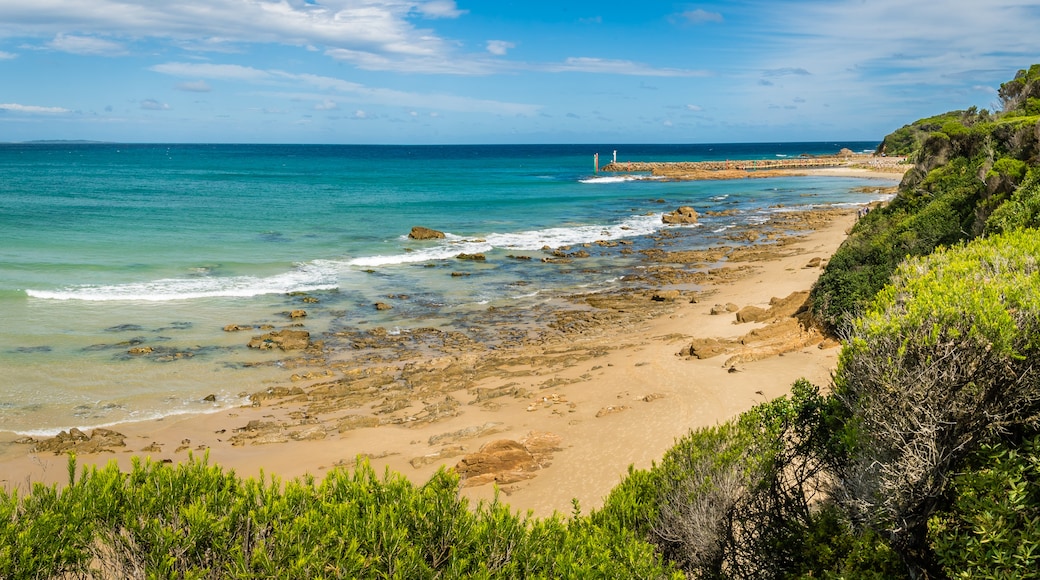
247,329,311,351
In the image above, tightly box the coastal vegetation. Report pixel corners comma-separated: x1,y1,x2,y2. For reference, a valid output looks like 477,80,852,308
1,455,678,578
4,65,1040,578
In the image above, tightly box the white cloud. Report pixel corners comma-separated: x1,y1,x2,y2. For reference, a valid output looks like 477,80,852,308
314,99,338,111
675,9,723,25
750,0,1040,95
0,50,16,59
176,80,211,92
0,103,69,113
0,1,466,67
324,47,499,74
486,40,515,56
140,99,170,110
354,109,367,119
685,104,703,112
151,62,275,82
762,67,810,77
546,57,709,77
151,61,540,116
47,33,126,56
414,0,466,19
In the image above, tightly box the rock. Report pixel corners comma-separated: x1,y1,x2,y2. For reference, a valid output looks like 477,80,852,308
651,290,681,302
429,422,504,446
520,431,562,456
455,440,535,484
289,309,307,319
408,226,445,240
805,257,822,268
456,253,486,261
767,291,811,319
410,446,467,469
662,206,699,224
128,346,153,355
202,394,217,402
374,302,393,311
247,329,310,351
710,303,739,315
595,405,629,418
223,324,253,332
336,415,380,433
454,431,560,487
29,428,127,455
735,305,770,323
682,337,733,359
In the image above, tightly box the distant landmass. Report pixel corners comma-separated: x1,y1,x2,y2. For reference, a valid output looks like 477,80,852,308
18,139,111,144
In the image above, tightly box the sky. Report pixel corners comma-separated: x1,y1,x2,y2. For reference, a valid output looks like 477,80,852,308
1,0,1038,144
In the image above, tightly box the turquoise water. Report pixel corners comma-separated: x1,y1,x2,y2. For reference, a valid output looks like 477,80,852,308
0,142,890,435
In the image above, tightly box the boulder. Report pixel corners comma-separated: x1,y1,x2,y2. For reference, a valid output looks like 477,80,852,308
710,303,740,315
767,291,811,319
456,253,486,261
408,226,445,240
26,428,127,455
454,431,560,487
651,290,682,302
247,329,310,351
662,206,699,224
223,324,253,332
682,337,733,359
374,302,393,311
735,305,770,323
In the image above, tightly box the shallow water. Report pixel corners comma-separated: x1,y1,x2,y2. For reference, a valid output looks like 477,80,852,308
0,142,891,435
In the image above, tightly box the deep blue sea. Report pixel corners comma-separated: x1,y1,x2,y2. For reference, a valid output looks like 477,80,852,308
0,142,891,435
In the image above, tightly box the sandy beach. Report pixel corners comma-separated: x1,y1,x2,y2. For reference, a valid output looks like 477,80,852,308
0,165,902,518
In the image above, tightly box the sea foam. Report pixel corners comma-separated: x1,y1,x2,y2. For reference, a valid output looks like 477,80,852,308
25,263,339,301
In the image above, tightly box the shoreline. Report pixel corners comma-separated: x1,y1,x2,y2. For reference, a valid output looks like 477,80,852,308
0,203,865,517
2,165,902,517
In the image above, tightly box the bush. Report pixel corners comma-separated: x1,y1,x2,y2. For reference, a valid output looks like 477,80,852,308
928,435,1040,579
832,229,1040,574
986,167,1040,234
597,380,857,579
0,454,678,579
810,156,984,333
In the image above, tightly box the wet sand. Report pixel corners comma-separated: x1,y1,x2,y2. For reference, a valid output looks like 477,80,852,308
0,170,898,518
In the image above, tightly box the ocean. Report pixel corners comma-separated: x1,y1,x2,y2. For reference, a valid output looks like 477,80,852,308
0,141,891,436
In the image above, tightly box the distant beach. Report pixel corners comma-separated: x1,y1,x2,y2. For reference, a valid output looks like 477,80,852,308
0,143,902,515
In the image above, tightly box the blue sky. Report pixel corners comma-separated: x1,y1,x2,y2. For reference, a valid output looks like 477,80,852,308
1,0,1038,144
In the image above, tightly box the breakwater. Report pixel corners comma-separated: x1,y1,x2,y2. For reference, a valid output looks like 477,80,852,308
601,156,856,173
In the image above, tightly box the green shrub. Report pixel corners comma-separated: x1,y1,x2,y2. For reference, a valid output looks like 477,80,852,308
597,380,855,579
832,229,1040,574
0,454,678,578
811,156,984,333
928,435,1040,579
986,167,1040,234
